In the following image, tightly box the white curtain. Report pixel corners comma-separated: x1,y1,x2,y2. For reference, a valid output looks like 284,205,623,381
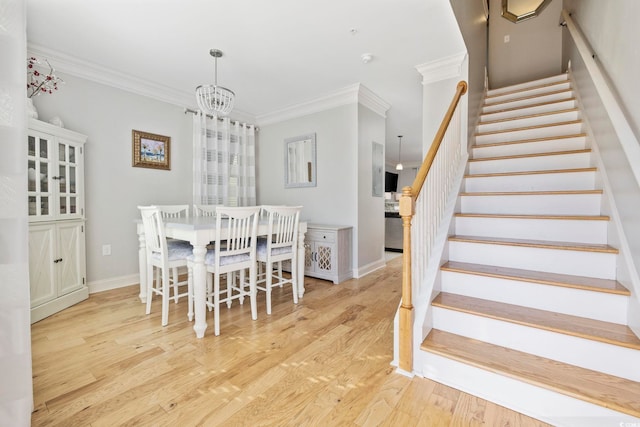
193,113,256,206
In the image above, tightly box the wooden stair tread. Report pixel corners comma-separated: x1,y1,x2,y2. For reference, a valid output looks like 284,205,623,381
449,235,618,254
465,167,597,178
432,292,640,349
481,98,577,116
485,80,570,99
479,108,579,125
473,133,587,149
455,213,609,221
460,189,603,196
468,149,591,163
421,329,640,417
441,261,629,295
476,120,582,137
484,88,573,107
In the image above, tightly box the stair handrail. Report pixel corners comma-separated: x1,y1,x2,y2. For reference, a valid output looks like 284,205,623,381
398,80,467,373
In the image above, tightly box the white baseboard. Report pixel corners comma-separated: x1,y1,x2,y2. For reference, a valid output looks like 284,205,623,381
354,257,386,278
88,274,139,294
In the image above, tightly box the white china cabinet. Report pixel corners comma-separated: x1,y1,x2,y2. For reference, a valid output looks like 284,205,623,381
27,118,88,323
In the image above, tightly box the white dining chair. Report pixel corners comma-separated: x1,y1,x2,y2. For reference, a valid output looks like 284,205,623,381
155,204,191,304
193,204,218,217
188,205,261,336
138,206,193,326
256,205,302,315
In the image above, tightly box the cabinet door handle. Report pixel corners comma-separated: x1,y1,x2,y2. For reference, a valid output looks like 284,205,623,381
53,258,63,263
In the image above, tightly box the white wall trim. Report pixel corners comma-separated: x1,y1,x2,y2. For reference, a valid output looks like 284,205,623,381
256,83,390,126
416,52,468,85
354,256,387,278
88,274,139,294
27,43,256,124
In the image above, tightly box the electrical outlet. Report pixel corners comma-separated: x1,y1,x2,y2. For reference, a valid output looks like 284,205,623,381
102,244,111,256
504,35,510,43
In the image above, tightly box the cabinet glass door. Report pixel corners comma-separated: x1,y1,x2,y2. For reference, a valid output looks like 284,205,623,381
57,141,81,218
28,135,53,219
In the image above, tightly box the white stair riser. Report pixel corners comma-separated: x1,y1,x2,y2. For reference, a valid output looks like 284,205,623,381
485,82,572,105
487,74,569,97
460,193,602,215
480,100,577,122
464,171,596,192
476,123,583,144
440,271,628,323
432,308,640,381
471,137,587,158
454,216,607,244
417,352,638,427
477,111,580,134
448,240,616,279
468,152,591,174
482,91,573,114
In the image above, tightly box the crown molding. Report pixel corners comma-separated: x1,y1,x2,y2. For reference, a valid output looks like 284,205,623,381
415,52,467,85
27,43,255,123
256,83,390,126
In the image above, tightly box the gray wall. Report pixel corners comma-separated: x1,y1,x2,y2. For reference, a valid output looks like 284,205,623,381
33,74,193,287
450,0,489,134
488,0,563,88
562,0,640,334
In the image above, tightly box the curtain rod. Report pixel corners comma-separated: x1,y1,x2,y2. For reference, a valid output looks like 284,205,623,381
183,108,259,131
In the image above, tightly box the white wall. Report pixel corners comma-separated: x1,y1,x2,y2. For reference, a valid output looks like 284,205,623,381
562,0,640,335
32,74,193,287
562,0,640,141
488,0,563,88
257,104,357,226
1,0,33,424
357,105,386,272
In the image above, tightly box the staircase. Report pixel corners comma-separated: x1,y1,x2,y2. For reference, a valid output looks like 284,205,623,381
418,74,640,425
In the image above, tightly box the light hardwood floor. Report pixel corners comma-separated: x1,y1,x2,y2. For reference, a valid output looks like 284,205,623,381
31,256,550,426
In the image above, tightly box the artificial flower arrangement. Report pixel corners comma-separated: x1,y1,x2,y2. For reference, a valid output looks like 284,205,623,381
27,57,63,98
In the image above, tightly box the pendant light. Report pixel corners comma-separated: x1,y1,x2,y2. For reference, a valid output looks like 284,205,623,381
395,135,404,171
195,49,235,117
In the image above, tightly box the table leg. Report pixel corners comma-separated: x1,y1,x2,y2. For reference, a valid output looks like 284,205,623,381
138,231,147,303
192,244,208,338
297,231,306,298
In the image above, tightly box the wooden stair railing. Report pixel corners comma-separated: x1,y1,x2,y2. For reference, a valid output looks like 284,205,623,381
398,80,468,373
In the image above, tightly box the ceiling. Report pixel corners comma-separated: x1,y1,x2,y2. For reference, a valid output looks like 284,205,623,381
26,0,465,166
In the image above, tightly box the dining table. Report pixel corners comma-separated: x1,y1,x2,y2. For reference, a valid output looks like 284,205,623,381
135,215,308,338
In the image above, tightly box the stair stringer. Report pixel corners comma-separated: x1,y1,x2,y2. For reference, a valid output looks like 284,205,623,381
391,153,468,373
567,69,640,338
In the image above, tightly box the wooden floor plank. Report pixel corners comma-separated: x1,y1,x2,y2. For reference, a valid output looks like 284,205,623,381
30,257,550,426
432,292,640,349
422,330,640,417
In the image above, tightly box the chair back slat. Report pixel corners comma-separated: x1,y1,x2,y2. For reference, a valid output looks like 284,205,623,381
138,206,168,258
215,206,261,262
193,204,218,217
156,204,189,218
262,205,302,251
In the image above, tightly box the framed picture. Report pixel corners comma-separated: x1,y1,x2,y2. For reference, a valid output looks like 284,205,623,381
132,129,171,170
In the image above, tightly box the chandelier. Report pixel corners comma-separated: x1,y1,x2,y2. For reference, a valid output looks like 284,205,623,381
195,49,235,117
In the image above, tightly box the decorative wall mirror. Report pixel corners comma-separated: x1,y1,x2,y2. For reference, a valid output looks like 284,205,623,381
284,133,316,188
501,0,552,23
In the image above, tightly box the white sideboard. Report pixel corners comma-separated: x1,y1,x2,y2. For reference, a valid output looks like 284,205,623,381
304,224,352,284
